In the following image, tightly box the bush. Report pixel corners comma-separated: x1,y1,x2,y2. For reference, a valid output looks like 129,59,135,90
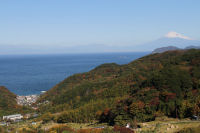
41,112,54,123
114,126,134,133
46,125,74,133
101,128,120,133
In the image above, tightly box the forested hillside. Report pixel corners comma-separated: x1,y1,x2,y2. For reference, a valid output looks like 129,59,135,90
38,49,200,125
0,86,32,117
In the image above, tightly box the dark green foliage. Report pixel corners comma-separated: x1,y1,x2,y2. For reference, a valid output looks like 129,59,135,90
41,112,54,123
144,66,192,96
56,99,115,123
38,49,200,125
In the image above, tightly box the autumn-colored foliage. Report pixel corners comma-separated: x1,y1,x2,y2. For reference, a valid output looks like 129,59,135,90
37,49,200,124
114,126,134,133
77,128,102,133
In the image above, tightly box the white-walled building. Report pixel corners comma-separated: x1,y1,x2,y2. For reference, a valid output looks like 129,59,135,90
3,114,23,121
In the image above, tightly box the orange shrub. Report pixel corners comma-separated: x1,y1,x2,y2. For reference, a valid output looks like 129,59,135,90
114,126,134,133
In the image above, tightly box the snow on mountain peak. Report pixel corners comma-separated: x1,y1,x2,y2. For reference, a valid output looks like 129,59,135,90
165,31,193,40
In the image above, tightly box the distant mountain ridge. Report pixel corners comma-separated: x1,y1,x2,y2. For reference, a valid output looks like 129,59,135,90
152,46,180,54
185,45,200,49
0,32,199,54
140,32,200,51
152,45,200,53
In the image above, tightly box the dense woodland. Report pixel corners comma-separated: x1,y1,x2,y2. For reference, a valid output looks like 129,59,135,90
37,49,200,125
39,49,200,125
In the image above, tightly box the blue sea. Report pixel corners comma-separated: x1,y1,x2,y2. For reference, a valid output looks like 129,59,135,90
0,52,149,95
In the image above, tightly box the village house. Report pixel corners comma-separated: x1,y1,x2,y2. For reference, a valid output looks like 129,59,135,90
3,114,23,122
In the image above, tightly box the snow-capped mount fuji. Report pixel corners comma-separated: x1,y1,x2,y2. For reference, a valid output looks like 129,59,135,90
139,32,200,51
165,31,193,40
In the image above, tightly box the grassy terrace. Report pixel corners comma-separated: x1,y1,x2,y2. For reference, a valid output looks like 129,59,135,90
1,117,200,133
138,118,200,133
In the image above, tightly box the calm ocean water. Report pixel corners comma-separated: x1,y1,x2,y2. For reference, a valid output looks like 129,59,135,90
0,52,149,95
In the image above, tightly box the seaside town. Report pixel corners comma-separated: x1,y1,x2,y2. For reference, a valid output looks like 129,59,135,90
17,95,39,106
0,95,42,126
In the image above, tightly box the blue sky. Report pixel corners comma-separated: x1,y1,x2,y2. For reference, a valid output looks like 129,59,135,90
0,0,200,53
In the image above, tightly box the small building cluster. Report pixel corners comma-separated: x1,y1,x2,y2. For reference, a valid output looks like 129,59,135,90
3,114,23,122
17,95,39,106
1,113,39,124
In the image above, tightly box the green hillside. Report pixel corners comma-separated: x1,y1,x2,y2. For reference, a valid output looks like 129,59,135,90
0,86,31,117
0,86,19,116
38,49,200,125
